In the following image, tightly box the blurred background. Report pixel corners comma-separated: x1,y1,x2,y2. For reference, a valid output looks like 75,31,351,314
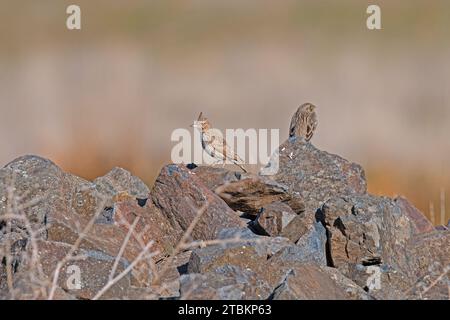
0,0,449,224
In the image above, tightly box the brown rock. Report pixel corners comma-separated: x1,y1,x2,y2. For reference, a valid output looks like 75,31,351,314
280,212,314,243
191,166,241,191
214,176,304,215
180,272,249,300
154,250,192,298
271,263,370,300
93,167,150,201
394,196,434,234
253,202,296,237
151,164,245,241
405,230,450,300
33,240,130,300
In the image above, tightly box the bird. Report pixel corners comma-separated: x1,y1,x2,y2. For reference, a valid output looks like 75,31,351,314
289,103,318,142
191,112,247,173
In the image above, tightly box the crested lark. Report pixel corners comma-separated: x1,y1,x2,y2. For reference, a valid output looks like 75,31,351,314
289,103,318,142
192,112,248,173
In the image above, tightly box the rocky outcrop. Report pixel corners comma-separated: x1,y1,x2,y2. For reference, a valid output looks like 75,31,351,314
0,135,446,300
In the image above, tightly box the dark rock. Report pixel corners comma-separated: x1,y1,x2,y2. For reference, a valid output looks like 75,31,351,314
262,138,367,213
394,196,434,234
252,202,296,237
150,164,245,241
186,163,198,170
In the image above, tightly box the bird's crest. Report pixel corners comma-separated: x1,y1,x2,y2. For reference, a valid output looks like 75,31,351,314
197,112,206,121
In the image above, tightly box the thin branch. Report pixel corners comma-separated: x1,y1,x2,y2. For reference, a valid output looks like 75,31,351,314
47,197,106,300
108,216,140,281
92,240,155,300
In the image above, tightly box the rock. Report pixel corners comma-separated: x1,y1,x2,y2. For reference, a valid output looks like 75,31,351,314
280,212,313,243
187,234,289,274
46,196,178,264
316,194,416,297
394,196,434,234
0,155,179,298
1,151,446,300
215,176,305,215
271,263,370,300
252,202,296,237
153,250,192,299
186,230,334,299
191,166,241,191
32,240,130,300
274,220,327,266
93,167,150,200
150,164,245,241
179,272,249,300
262,138,367,213
0,156,73,290
405,230,449,300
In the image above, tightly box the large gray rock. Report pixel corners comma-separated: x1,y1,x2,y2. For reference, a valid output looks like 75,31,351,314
317,194,416,298
274,220,327,266
262,138,367,213
93,166,150,203
271,263,370,300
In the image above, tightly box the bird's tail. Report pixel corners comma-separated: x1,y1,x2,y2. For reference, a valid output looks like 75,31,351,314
234,162,248,173
231,152,247,172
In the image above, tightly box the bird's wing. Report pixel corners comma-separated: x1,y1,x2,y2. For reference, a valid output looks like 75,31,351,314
289,108,301,137
306,112,318,141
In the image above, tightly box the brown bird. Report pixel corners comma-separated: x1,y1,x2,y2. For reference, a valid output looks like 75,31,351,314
289,103,318,142
191,112,247,172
